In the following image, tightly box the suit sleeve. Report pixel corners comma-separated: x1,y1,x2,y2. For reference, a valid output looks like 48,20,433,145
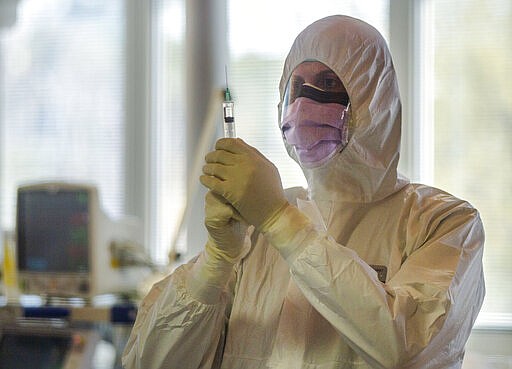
122,252,237,369
264,202,485,369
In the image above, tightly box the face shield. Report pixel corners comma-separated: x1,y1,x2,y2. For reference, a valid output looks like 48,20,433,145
281,61,350,168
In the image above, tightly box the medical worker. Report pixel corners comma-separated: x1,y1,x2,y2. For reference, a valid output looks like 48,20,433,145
123,15,485,369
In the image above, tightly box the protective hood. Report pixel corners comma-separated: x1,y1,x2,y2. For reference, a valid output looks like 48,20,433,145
278,15,408,203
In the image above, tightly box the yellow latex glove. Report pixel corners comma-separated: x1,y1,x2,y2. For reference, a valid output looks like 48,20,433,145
187,191,248,303
200,138,289,232
204,190,248,264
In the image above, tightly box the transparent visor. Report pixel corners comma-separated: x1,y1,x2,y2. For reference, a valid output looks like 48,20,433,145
281,61,349,121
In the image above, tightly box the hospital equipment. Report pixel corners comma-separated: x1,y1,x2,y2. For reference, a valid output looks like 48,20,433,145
15,182,151,299
0,322,100,369
0,302,137,369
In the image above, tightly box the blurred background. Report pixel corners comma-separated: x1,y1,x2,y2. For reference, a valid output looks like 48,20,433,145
0,0,510,367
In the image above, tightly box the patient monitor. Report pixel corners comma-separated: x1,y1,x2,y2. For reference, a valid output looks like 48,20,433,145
15,182,149,299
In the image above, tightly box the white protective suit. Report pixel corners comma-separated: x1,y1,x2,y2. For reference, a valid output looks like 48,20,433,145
123,15,485,369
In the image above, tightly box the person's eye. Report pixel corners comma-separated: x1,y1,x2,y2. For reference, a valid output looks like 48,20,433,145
318,73,343,91
325,77,340,90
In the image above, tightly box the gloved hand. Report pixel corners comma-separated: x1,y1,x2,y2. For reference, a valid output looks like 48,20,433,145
204,190,248,264
200,138,289,232
187,191,248,302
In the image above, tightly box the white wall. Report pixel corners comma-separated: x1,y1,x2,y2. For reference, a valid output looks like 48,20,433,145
463,329,512,369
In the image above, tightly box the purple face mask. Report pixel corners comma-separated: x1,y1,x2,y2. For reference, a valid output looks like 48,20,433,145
281,97,349,168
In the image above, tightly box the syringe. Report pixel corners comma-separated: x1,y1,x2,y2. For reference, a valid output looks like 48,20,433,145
223,66,236,138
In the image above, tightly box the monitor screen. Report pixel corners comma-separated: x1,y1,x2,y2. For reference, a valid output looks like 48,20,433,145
0,331,71,369
17,189,90,273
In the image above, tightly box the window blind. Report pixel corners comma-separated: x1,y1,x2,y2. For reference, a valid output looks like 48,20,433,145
1,0,125,231
430,0,512,326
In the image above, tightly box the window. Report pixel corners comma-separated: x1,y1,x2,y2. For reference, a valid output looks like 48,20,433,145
151,0,390,264
150,0,186,264
2,0,510,331
426,0,512,327
1,0,125,231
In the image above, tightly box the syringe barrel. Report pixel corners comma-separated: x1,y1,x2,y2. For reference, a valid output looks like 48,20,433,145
223,101,236,138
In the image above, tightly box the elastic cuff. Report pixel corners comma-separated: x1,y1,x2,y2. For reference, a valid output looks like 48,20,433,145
258,201,290,233
186,243,235,304
262,204,314,261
